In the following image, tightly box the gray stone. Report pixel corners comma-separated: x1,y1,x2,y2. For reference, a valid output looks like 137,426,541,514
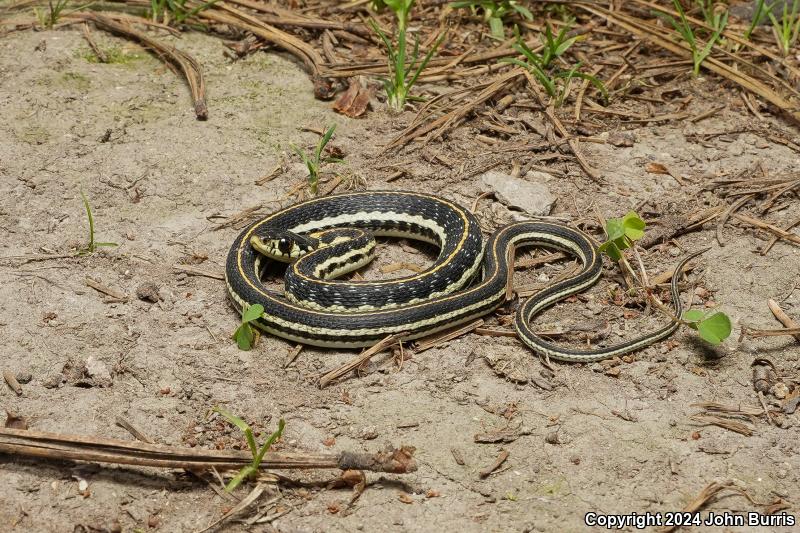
86,356,112,386
480,170,555,216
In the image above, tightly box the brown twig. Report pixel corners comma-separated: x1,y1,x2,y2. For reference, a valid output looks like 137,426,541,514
318,333,406,388
543,105,602,182
413,319,484,353
767,299,800,343
81,22,107,63
172,264,224,281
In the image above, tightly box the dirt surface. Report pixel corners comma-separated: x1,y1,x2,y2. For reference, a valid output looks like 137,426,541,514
2,26,800,533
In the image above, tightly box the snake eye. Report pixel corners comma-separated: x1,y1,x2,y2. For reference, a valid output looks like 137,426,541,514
277,237,293,254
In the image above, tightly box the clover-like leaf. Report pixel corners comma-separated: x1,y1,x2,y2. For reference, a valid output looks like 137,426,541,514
242,303,264,323
605,218,626,243
622,211,645,241
681,309,705,323
697,312,732,345
234,323,254,351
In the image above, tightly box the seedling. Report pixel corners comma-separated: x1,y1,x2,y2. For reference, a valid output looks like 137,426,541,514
745,0,774,40
500,24,607,106
291,124,341,195
232,303,264,350
449,0,532,40
768,0,800,55
682,309,732,345
598,211,645,261
213,407,285,492
655,0,727,76
78,189,117,255
149,0,220,24
34,0,75,29
369,0,445,112
599,210,732,346
697,0,728,33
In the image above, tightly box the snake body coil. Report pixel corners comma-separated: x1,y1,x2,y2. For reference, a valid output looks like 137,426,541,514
226,191,695,362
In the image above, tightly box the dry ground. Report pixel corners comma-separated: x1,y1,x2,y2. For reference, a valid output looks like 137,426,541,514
1,25,800,533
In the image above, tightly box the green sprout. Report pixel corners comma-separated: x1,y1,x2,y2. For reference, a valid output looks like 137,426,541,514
213,407,285,492
599,210,732,346
149,0,220,24
744,0,774,40
500,23,607,107
697,0,728,33
291,124,341,195
768,0,800,55
34,0,77,29
655,0,727,76
449,0,533,40
369,0,445,112
681,309,732,345
78,189,118,255
232,303,264,351
598,211,645,261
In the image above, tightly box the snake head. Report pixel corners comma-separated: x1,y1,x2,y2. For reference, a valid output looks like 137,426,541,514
250,230,319,262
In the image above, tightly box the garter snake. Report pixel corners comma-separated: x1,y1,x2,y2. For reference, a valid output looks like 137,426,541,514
225,190,699,362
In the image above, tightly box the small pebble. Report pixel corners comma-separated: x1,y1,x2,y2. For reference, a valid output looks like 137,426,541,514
42,374,64,389
136,282,161,303
16,371,33,384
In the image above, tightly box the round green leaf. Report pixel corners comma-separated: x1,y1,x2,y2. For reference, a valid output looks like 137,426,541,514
605,218,625,242
697,312,732,345
681,309,705,323
622,211,645,241
242,303,264,323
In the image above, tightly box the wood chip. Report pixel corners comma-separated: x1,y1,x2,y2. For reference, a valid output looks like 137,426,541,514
479,450,509,479
333,78,372,118
450,448,465,466
3,371,22,396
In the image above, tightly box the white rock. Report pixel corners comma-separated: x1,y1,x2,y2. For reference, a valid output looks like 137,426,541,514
480,171,555,216
85,356,112,385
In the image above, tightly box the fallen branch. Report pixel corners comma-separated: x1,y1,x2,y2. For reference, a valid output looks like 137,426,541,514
0,427,417,474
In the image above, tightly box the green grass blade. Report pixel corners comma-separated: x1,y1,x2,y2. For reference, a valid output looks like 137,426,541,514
315,125,336,162
224,465,256,492
254,418,286,464
214,406,258,457
406,31,445,90
80,188,95,252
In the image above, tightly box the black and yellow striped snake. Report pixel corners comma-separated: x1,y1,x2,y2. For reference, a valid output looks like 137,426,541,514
225,191,698,362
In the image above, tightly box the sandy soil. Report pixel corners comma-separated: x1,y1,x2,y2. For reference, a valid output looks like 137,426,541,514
1,26,800,533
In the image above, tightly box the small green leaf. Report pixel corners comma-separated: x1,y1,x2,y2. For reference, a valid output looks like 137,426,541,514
697,312,732,345
488,16,504,39
234,323,253,351
622,211,645,241
605,218,625,242
512,4,533,20
242,303,264,323
682,309,705,323
598,241,622,261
